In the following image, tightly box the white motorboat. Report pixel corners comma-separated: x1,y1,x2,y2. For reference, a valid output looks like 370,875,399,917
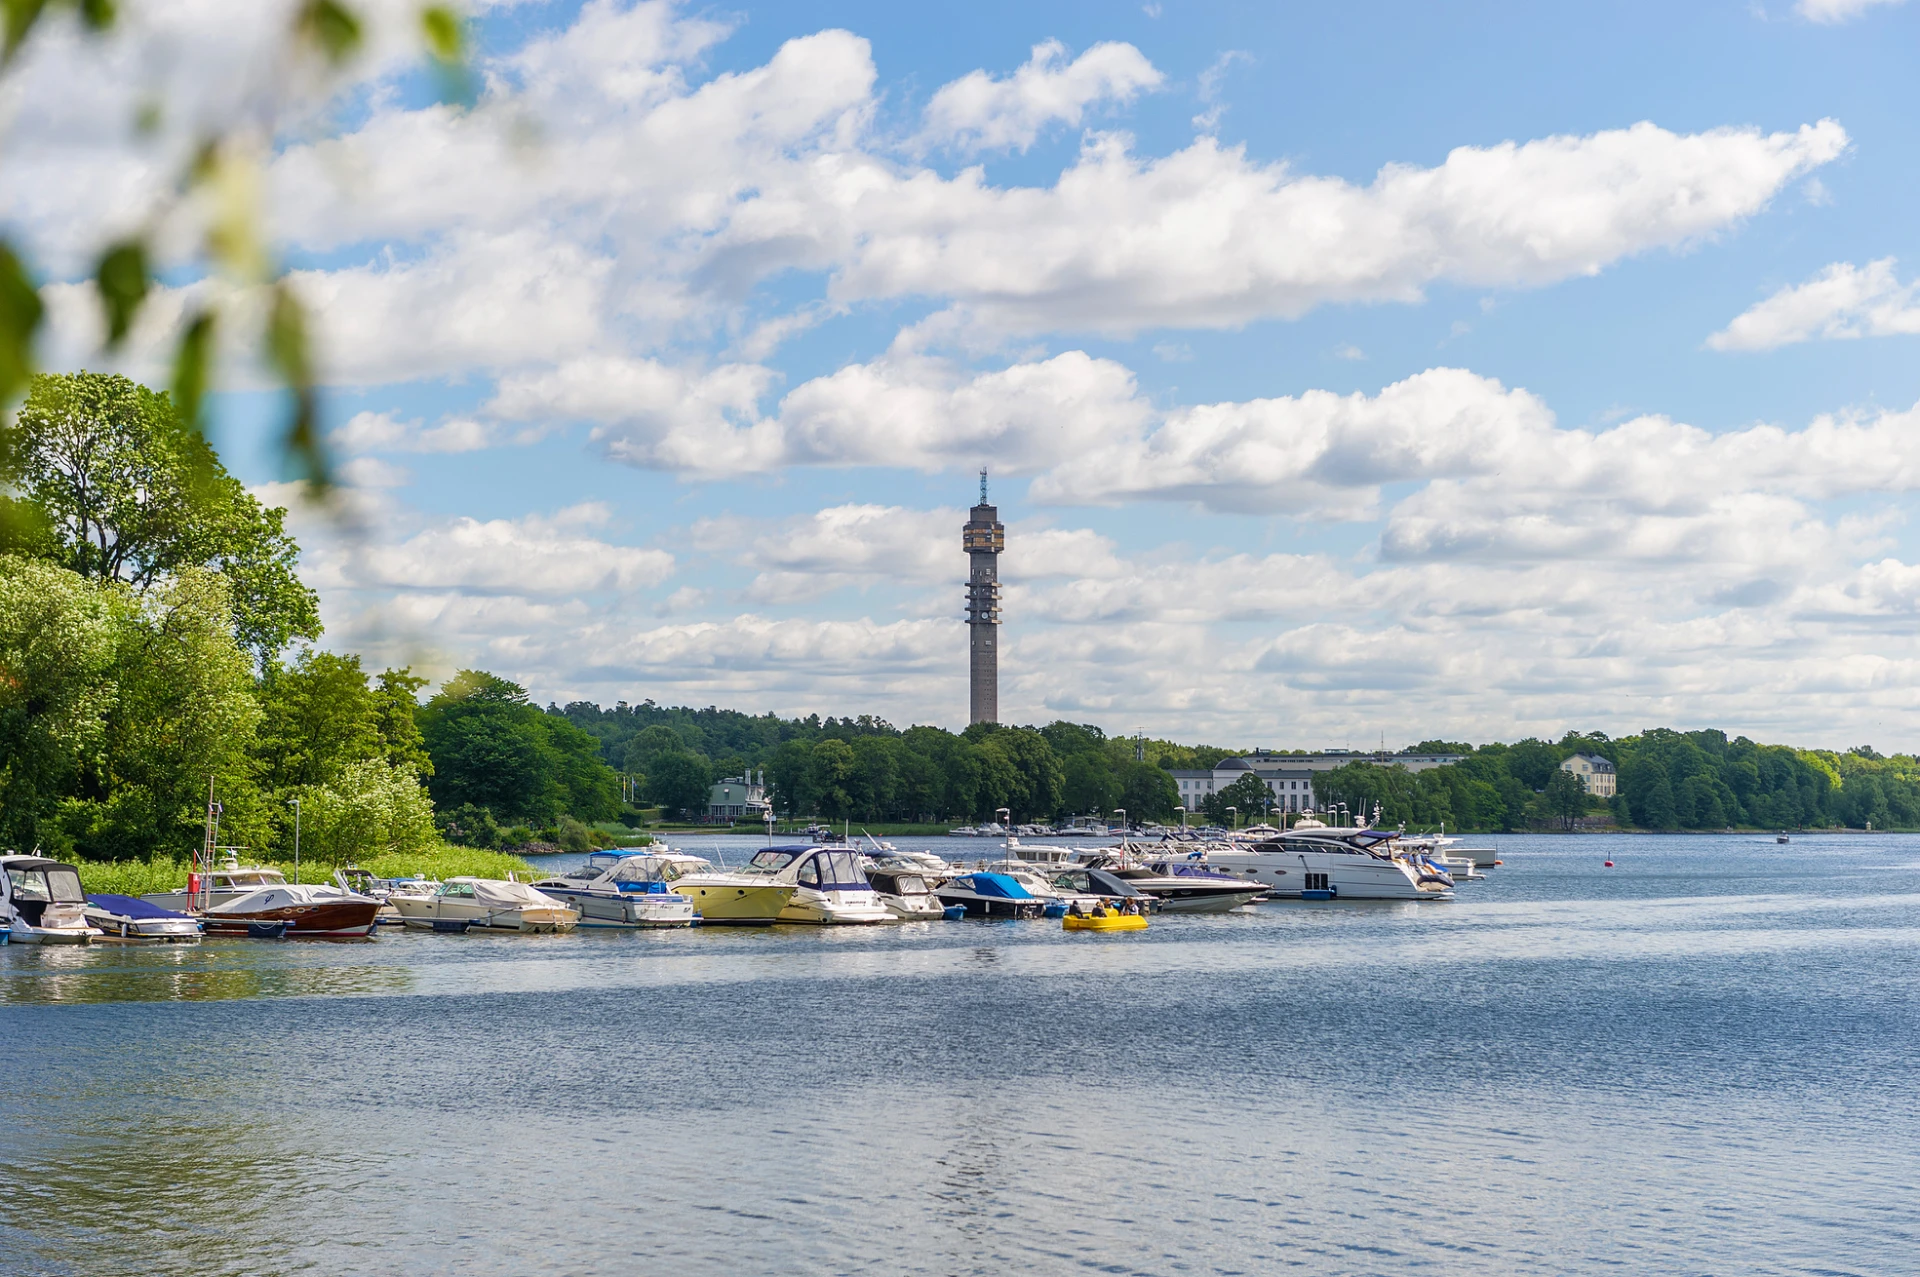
1112,858,1267,912
391,878,579,933
332,866,438,924
659,853,797,926
934,871,1049,919
531,851,697,928
864,865,946,920
1204,826,1451,901
83,894,202,942
1,856,102,944
141,860,297,912
876,849,959,877
738,846,894,924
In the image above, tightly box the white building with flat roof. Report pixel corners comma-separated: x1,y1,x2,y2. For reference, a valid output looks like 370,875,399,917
1168,749,1467,814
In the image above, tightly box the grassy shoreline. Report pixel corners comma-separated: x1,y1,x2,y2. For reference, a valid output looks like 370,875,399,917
75,846,540,897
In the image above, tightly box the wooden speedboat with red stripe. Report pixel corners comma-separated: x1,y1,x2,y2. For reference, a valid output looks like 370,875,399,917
202,885,382,937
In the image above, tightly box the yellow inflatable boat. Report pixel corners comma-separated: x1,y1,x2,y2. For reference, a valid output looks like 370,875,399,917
1062,910,1148,932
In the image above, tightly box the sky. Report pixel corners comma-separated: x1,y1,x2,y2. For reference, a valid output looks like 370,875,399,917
9,0,1920,749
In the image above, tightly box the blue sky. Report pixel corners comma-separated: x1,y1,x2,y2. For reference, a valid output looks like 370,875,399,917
14,0,1920,747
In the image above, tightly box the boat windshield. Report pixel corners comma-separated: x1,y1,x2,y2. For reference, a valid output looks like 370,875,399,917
438,882,477,898
892,874,928,895
748,850,800,871
7,867,86,903
810,851,870,890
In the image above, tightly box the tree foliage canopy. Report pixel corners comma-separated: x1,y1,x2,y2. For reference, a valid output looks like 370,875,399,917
4,372,319,660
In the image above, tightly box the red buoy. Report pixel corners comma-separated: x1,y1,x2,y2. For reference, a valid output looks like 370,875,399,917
1604,860,1614,868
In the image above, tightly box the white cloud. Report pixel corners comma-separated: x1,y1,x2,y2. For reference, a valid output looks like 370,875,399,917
916,39,1162,155
817,120,1848,336
1707,258,1920,351
321,504,675,596
332,411,502,454
491,348,1150,477
1797,0,1907,23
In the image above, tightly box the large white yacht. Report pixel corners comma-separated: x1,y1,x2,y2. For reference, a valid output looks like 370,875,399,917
739,846,894,924
1203,825,1453,901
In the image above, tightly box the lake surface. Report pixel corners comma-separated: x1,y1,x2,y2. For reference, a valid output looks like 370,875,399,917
3,833,1917,1276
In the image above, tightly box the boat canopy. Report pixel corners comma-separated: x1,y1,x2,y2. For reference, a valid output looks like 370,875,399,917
456,879,565,908
958,872,1032,900
85,893,191,920
5,861,86,903
799,851,871,890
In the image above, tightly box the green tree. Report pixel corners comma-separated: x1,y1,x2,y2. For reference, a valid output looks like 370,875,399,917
621,724,686,773
808,739,856,819
287,759,437,865
1542,768,1587,830
374,667,432,774
254,650,382,791
1116,759,1179,821
4,373,320,661
0,556,122,848
419,670,618,825
59,568,265,859
1059,752,1121,818
644,750,712,820
1204,772,1273,826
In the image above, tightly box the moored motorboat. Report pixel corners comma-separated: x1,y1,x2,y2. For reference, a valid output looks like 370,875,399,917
664,853,798,925
1,856,101,944
83,894,202,942
203,884,383,937
530,851,697,928
934,871,1047,919
865,865,946,920
737,846,894,924
1205,825,1450,900
142,861,302,913
1080,856,1264,913
391,878,578,933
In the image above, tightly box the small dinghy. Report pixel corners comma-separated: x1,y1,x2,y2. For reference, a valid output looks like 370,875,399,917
1062,906,1148,932
84,894,202,942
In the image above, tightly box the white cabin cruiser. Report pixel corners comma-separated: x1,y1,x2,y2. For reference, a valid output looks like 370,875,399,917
1204,826,1452,901
391,878,579,933
531,851,697,928
2,856,101,944
740,846,894,924
1085,856,1266,913
864,865,946,920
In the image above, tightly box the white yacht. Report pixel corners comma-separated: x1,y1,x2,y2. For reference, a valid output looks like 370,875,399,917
739,846,894,924
1,856,101,944
531,851,697,928
1083,856,1265,913
1204,826,1452,901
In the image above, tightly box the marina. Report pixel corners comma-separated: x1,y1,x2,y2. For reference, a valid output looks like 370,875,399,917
2,832,1916,1275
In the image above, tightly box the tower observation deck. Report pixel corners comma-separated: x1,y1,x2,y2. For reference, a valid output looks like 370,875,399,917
963,468,1004,725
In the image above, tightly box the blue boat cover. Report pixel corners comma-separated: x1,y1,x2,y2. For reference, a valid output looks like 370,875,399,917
963,872,1032,900
86,893,192,920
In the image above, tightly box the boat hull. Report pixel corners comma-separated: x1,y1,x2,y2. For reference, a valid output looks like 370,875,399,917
672,882,795,926
777,887,894,924
933,893,1046,920
1205,849,1445,901
6,922,98,945
1139,888,1263,914
537,889,696,928
204,898,381,938
391,900,578,933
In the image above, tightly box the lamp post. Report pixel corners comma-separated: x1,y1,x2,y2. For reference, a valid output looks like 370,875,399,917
1112,808,1126,838
1227,805,1237,831
288,796,302,884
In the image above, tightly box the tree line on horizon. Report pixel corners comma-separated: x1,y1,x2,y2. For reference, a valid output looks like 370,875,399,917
10,375,1920,865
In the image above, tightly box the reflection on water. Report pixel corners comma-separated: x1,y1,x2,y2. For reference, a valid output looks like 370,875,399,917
2,834,1918,1275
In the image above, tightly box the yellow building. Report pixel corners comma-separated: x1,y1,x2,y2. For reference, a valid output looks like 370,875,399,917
1560,753,1617,797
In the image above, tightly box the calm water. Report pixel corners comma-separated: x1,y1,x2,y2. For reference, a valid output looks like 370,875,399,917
2,833,1917,1276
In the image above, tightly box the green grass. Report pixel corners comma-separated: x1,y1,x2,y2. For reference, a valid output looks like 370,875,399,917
75,845,541,896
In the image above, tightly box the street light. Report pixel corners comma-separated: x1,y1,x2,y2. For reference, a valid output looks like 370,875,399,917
1112,808,1126,838
1226,805,1237,831
287,796,302,884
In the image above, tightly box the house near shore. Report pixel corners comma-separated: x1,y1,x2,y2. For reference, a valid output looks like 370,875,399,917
1559,753,1617,797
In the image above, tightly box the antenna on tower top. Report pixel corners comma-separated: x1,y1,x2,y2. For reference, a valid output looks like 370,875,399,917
979,467,988,504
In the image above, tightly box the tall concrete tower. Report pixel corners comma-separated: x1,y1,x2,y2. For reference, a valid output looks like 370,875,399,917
963,468,1005,724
